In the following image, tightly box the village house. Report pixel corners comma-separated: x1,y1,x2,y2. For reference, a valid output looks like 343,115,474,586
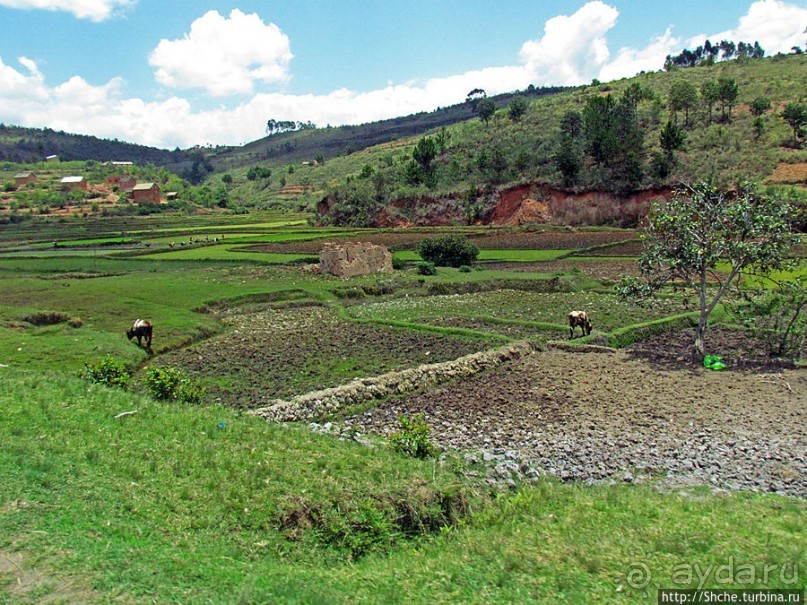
60,176,88,191
107,175,137,191
13,172,36,186
132,182,161,204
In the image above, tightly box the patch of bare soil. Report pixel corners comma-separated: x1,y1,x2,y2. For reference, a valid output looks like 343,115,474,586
0,547,99,604
469,230,636,250
415,316,551,342
584,239,644,256
484,258,641,282
344,331,806,496
768,161,807,184
250,230,637,255
156,306,489,409
626,327,803,370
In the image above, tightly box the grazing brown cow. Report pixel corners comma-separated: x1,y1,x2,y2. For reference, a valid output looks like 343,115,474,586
126,319,153,348
568,311,592,339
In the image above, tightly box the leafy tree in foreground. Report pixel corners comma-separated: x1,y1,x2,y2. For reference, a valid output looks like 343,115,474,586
617,181,797,361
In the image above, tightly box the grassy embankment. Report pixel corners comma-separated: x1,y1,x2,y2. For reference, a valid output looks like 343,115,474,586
2,369,804,604
0,215,803,603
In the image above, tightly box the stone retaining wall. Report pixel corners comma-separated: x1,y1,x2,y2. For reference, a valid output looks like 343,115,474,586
251,341,535,422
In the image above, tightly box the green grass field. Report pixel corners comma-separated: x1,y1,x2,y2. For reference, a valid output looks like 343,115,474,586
1,370,803,604
0,213,803,604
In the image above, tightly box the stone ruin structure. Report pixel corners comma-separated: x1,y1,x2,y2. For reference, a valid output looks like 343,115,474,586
319,242,393,277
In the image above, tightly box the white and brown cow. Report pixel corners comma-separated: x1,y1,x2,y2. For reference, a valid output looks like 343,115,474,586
126,319,153,348
568,311,592,339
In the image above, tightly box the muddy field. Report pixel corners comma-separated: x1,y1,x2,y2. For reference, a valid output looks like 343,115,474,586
251,229,637,254
155,306,490,409
344,328,806,496
485,258,641,282
416,316,554,341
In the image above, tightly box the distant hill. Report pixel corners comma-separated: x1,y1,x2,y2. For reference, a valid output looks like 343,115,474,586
0,87,569,185
249,53,805,227
0,124,195,177
208,86,571,173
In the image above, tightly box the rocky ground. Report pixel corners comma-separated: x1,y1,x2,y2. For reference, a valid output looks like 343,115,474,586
340,330,806,497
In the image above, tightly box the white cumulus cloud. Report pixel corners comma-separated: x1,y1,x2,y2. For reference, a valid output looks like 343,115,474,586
149,9,293,96
688,0,807,54
2,1,807,149
0,0,133,21
599,28,681,82
520,1,619,85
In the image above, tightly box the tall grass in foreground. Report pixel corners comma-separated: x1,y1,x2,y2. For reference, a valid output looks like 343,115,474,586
1,371,803,604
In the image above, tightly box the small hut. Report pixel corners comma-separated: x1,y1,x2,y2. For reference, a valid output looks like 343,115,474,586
60,176,88,191
13,172,36,186
132,182,161,204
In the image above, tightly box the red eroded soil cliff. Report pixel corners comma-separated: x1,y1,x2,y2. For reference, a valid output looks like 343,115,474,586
488,183,672,227
318,182,673,228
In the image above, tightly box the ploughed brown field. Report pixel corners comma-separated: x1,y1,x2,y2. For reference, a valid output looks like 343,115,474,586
154,306,490,409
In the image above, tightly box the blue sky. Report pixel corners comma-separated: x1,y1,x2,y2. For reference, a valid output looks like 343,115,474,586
1,0,805,149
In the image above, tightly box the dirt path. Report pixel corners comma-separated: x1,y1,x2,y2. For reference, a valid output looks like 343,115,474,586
345,346,806,496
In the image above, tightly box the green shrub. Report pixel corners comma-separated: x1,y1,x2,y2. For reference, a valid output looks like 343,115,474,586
318,498,397,558
392,256,406,270
362,280,398,296
389,414,437,459
417,235,479,267
735,279,806,360
417,261,437,276
458,265,472,273
79,356,131,389
333,287,366,299
143,366,205,404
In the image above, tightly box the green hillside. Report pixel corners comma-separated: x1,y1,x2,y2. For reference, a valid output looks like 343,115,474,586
209,85,570,173
209,54,806,225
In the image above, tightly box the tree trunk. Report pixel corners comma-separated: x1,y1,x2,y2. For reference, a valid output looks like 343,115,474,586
693,328,706,362
694,280,708,362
